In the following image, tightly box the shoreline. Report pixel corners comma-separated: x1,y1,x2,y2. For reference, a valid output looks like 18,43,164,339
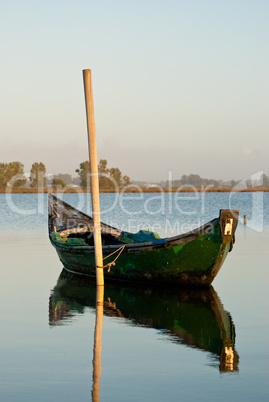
1,186,269,194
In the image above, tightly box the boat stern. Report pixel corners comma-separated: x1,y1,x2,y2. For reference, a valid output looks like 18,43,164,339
219,210,239,245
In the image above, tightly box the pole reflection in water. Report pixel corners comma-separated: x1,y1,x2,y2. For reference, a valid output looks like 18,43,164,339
91,285,104,402
49,269,239,376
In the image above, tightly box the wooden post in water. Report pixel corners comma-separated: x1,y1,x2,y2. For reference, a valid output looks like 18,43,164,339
83,69,104,286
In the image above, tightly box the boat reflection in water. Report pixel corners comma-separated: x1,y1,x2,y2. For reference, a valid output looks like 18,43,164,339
49,270,239,374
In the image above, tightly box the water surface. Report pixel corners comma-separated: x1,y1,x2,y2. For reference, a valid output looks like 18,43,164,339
0,193,268,401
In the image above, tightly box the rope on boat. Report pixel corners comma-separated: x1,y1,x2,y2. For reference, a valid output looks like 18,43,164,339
98,245,126,272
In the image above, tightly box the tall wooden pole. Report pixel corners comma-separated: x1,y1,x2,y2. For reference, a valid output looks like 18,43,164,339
83,69,104,286
91,285,104,401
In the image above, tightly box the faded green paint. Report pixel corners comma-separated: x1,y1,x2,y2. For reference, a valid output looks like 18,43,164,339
172,244,186,254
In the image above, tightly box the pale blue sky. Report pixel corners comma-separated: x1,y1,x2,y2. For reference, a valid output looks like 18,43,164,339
0,0,268,182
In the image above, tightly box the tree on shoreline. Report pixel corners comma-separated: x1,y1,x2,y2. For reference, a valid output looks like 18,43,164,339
30,162,47,189
52,178,66,191
75,161,90,187
0,162,27,190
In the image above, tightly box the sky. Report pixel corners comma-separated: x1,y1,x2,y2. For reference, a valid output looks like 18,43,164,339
0,0,268,182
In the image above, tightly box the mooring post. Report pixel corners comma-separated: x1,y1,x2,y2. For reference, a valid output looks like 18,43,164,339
83,69,104,286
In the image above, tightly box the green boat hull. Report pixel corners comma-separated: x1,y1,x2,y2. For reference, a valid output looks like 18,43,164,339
48,195,239,286
51,224,231,286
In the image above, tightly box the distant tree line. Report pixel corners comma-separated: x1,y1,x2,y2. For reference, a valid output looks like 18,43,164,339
160,173,269,188
1,162,269,191
0,161,48,191
168,174,221,188
0,160,132,191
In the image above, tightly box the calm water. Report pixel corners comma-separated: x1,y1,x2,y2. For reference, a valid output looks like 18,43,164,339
0,192,268,401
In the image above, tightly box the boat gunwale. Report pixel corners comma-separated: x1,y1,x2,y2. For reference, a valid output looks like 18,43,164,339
49,218,220,253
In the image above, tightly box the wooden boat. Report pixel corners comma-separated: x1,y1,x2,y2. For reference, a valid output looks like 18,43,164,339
48,194,239,286
49,270,239,372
